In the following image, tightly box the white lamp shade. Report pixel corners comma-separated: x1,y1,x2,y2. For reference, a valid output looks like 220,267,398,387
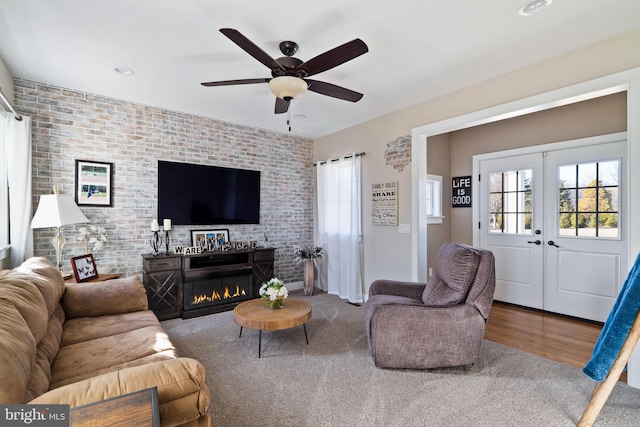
268,76,308,100
30,194,90,229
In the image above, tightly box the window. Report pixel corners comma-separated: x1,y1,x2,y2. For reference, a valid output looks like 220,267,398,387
558,160,619,238
426,174,443,224
488,169,533,234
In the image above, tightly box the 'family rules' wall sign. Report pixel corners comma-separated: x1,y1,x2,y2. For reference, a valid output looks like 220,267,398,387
452,176,472,208
372,181,398,225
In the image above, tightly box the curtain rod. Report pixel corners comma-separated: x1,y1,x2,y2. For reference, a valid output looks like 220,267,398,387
0,86,23,121
317,152,365,166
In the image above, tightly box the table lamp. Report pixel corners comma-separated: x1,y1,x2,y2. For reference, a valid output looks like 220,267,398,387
31,186,90,269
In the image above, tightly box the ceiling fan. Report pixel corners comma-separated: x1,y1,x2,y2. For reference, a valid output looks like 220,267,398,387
201,28,369,114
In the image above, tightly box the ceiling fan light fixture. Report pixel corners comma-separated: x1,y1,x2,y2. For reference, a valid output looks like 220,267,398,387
268,76,308,100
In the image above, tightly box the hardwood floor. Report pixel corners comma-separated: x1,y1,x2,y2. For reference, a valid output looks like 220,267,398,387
485,301,626,382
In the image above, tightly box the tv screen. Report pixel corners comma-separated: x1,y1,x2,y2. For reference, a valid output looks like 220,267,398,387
157,160,260,225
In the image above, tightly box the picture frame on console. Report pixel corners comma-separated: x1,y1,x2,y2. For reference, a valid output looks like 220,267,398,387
75,159,113,207
70,254,99,282
191,229,229,251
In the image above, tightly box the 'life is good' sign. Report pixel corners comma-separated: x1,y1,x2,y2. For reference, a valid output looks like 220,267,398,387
452,176,472,208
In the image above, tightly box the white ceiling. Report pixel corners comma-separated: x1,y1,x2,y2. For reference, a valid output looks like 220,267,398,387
1,0,639,139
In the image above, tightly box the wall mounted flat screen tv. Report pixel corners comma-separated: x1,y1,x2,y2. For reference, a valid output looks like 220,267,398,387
157,160,260,225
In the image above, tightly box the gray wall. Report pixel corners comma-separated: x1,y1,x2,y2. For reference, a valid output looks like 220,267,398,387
16,79,314,282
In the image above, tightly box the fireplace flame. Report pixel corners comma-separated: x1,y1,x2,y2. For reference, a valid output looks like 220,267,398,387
191,285,246,305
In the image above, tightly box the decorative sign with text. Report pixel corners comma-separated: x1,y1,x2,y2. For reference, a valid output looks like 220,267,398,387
452,176,472,208
372,181,398,225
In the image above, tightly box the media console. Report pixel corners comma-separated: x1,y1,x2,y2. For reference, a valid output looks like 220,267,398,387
142,248,275,320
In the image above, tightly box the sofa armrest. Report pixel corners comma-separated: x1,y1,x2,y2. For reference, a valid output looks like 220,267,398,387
62,276,148,319
29,358,210,427
369,279,426,299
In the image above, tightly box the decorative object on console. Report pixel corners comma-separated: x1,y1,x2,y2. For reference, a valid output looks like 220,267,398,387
30,186,90,269
191,229,229,250
293,246,324,296
70,253,99,282
163,218,172,255
235,241,249,251
150,220,163,256
76,224,107,254
259,278,288,309
75,159,113,207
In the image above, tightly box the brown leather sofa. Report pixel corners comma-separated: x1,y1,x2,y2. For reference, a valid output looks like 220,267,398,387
365,242,496,369
0,257,211,427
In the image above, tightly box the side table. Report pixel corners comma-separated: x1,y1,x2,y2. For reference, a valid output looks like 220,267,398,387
65,273,121,284
70,387,160,427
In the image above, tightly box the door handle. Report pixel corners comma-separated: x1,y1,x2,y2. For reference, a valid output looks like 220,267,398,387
548,240,560,248
527,240,541,245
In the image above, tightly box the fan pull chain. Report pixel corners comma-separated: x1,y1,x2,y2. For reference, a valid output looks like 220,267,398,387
287,107,292,132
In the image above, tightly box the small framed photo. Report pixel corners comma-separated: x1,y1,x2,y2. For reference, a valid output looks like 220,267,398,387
191,229,229,250
75,160,113,207
70,254,99,282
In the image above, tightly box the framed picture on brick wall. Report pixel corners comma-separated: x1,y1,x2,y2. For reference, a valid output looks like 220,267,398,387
75,160,113,207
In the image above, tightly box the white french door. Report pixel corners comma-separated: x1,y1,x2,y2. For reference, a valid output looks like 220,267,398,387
478,137,627,322
480,153,544,309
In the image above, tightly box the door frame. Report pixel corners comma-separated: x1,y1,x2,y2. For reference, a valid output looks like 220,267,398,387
411,67,640,387
474,133,628,319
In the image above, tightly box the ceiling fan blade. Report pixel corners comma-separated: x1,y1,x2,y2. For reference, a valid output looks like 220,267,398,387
219,28,285,73
306,79,363,102
201,78,269,87
297,39,368,77
274,97,290,114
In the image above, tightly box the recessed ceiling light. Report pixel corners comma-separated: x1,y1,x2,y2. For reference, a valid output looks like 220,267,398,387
519,0,552,16
115,66,135,76
293,114,306,119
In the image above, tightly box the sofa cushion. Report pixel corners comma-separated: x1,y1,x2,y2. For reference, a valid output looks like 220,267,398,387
50,325,178,389
62,276,148,319
14,257,65,319
61,309,161,347
0,278,48,344
0,301,36,403
24,304,65,402
422,242,481,306
0,257,66,403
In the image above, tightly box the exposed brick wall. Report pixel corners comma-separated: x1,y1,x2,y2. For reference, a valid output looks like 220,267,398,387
14,78,314,283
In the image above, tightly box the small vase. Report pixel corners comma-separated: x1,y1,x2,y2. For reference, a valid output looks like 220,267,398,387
303,259,315,296
266,297,284,309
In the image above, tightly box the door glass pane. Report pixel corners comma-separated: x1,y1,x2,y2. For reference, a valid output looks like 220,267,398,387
578,163,597,187
487,169,533,235
559,165,576,187
557,159,620,238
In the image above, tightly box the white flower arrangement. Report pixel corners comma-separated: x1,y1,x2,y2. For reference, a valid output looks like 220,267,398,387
259,278,288,301
76,225,107,254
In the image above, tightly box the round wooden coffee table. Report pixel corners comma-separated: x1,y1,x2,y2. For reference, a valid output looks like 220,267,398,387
233,298,312,358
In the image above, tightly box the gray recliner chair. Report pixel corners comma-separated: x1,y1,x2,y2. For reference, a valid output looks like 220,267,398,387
365,242,496,369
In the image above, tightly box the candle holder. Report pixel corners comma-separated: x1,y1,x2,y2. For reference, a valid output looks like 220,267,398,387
150,230,163,256
164,230,173,255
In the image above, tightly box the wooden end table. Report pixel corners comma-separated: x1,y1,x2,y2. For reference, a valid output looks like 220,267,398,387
70,387,160,427
65,273,121,284
233,297,312,358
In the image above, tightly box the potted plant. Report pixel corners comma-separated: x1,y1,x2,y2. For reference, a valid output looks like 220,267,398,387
293,246,324,296
259,278,289,309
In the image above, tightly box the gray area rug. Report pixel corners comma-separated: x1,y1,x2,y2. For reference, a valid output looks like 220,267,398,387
162,291,640,426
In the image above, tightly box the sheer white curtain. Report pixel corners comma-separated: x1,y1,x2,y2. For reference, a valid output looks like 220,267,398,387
317,154,364,303
1,113,33,267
